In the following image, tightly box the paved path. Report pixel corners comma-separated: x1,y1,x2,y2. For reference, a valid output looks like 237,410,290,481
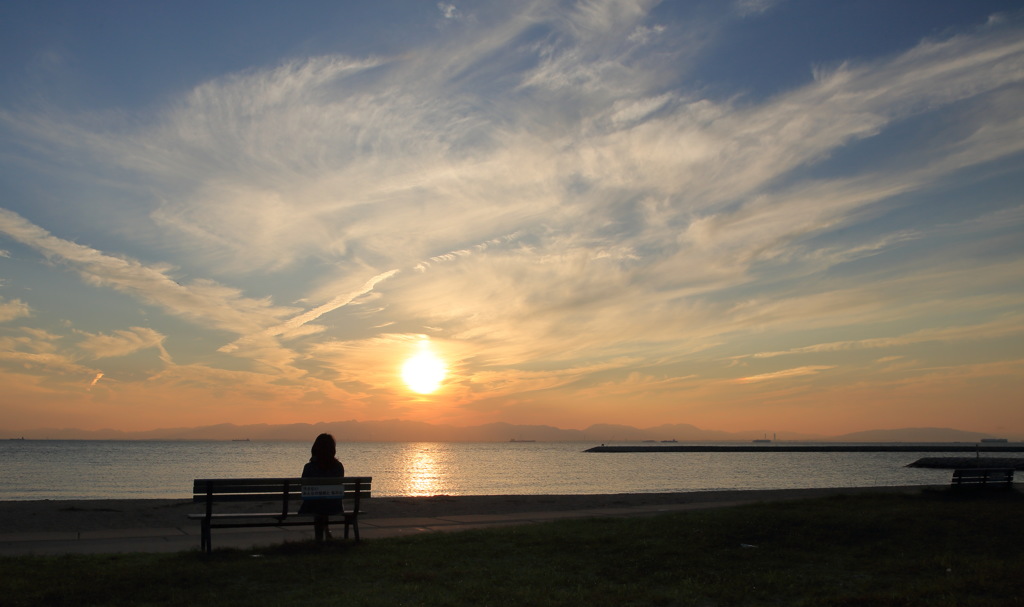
0,486,937,556
0,498,776,555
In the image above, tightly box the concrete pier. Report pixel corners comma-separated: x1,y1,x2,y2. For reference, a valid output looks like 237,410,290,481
585,444,1024,453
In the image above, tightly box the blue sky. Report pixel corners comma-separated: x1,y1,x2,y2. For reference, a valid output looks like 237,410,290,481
1,1,1022,435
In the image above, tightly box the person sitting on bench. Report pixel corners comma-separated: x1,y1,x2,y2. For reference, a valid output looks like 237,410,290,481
298,433,345,542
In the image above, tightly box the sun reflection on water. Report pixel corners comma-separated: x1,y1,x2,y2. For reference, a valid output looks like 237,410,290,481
397,445,448,496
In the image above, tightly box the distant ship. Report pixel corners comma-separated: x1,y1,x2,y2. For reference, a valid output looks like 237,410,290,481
660,439,678,443
232,438,251,442
980,438,1008,443
509,438,536,443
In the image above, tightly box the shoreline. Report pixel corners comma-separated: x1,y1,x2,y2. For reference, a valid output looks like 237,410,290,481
0,486,935,535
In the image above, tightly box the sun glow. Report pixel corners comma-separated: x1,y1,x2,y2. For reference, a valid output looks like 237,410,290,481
401,343,447,394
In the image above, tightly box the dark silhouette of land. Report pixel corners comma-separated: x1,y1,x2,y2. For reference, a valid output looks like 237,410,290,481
3,419,1019,443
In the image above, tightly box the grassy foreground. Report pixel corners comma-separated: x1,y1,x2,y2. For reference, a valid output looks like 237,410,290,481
3,490,1022,606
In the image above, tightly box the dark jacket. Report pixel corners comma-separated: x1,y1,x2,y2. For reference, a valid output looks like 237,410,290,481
298,457,345,515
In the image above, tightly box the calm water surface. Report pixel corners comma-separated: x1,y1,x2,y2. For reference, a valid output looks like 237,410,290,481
0,440,961,500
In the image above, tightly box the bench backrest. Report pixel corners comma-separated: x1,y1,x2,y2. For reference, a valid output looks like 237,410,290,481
192,477,372,514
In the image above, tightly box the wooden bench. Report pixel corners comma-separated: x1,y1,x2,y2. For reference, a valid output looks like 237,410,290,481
950,468,1014,489
190,476,371,553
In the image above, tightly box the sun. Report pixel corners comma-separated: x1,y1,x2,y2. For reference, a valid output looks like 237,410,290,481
401,346,447,394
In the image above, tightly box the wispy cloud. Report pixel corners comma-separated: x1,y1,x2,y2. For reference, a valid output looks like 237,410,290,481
7,17,1020,294
438,2,461,21
737,365,835,383
76,327,169,360
0,297,31,322
0,328,97,379
0,208,299,335
734,0,785,17
746,315,1024,360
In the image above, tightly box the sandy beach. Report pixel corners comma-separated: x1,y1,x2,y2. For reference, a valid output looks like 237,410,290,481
0,486,930,535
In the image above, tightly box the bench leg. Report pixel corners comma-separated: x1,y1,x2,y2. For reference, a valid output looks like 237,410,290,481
201,520,211,554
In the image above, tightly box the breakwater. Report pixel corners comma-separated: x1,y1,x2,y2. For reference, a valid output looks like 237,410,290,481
585,445,1024,453
907,457,1024,470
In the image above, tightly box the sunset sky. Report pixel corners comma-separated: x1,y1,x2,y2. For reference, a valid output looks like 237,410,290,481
1,1,1022,436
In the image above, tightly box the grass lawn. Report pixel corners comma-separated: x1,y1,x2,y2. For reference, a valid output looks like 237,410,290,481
2,489,1022,606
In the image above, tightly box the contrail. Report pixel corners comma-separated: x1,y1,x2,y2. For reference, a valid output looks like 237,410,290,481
220,233,519,354
219,269,399,352
273,269,399,336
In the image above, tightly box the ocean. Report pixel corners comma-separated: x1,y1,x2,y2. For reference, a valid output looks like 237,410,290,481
0,439,968,501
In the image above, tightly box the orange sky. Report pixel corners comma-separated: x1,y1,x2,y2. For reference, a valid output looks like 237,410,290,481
2,2,1023,437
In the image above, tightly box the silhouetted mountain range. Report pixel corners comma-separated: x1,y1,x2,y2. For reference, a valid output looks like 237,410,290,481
3,420,1018,443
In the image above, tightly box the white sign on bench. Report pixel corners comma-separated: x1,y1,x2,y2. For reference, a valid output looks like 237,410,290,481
302,484,345,499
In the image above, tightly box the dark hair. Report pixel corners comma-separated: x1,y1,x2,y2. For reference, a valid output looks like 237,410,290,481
310,433,338,463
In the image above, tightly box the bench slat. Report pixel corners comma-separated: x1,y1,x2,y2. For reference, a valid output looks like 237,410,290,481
191,490,370,503
187,511,362,520
187,517,358,530
193,476,370,484
193,477,371,493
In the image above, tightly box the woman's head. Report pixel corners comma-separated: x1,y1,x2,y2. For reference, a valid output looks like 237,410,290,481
311,433,337,462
